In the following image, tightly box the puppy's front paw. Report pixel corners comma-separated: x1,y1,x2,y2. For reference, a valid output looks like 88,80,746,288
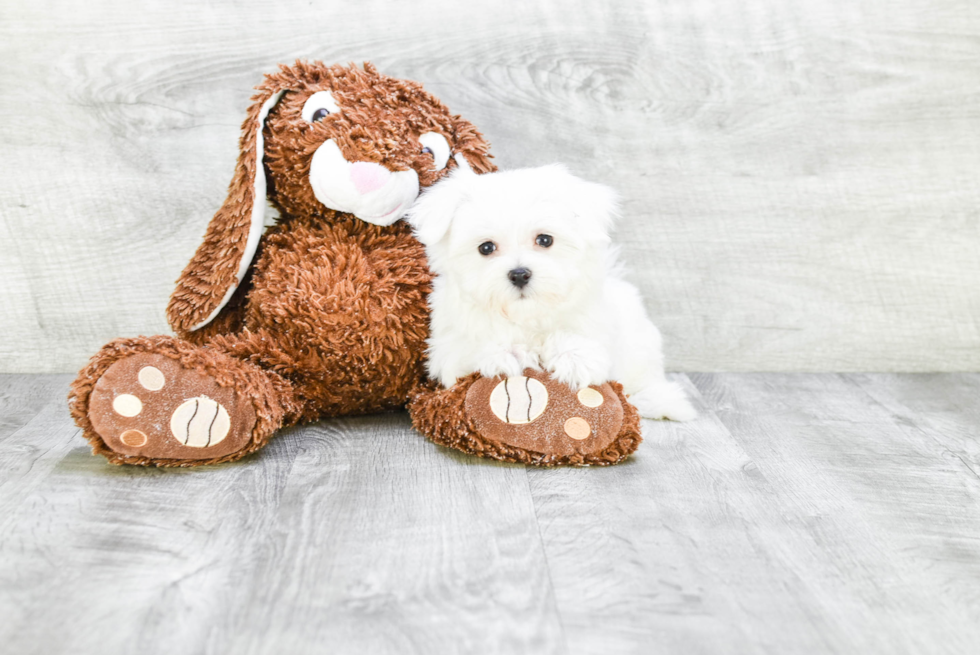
510,344,542,372
479,352,522,379
542,335,611,391
476,343,541,380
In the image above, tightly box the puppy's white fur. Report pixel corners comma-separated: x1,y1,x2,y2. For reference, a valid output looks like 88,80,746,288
408,164,696,421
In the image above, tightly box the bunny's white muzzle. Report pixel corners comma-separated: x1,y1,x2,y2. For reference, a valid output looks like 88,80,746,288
309,139,420,226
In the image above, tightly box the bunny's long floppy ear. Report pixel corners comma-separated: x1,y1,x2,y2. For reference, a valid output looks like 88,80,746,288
166,87,286,333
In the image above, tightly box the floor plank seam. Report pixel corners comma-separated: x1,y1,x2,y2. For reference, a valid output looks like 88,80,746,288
522,467,572,655
844,373,980,482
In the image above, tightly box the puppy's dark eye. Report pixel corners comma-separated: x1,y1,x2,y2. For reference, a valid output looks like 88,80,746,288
421,146,434,157
535,234,554,248
311,108,330,122
478,241,497,256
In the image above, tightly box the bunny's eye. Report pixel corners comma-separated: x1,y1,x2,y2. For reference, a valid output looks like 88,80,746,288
478,241,497,256
301,91,340,123
418,132,451,171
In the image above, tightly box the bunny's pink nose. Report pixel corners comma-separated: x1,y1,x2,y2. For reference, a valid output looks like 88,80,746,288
350,162,390,195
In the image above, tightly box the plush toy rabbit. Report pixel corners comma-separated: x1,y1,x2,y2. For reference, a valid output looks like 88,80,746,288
68,61,642,467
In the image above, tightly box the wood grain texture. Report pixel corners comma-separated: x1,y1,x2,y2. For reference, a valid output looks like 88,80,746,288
2,373,980,654
849,373,980,476
687,373,980,653
1,0,979,373
0,377,563,655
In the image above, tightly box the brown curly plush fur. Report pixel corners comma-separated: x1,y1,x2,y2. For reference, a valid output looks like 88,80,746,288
207,217,432,421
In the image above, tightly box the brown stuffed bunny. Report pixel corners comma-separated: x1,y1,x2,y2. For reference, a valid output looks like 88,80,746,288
68,61,641,467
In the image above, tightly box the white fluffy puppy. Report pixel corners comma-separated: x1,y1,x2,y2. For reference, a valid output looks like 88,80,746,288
408,164,695,421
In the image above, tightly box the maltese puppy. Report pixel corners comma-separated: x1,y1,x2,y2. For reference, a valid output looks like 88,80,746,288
407,163,695,421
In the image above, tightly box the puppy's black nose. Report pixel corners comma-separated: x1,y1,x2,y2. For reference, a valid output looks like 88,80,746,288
508,267,532,289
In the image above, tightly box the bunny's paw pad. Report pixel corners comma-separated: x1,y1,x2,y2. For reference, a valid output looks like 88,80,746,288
87,353,257,461
463,369,631,462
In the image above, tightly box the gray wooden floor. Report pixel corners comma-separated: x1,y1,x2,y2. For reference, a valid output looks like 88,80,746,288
1,373,978,655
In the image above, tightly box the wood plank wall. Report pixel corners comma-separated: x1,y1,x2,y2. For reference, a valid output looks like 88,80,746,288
1,0,978,372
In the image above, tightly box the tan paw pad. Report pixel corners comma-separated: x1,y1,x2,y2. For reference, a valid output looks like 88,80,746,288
489,376,549,424
138,366,166,391
170,396,231,448
577,387,604,408
112,394,142,417
563,417,592,440
119,429,148,447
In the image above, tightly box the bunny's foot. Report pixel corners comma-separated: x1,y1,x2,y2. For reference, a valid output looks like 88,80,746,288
69,336,292,466
408,369,641,466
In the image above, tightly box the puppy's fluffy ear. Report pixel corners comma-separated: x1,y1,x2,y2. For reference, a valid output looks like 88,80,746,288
536,163,619,238
407,168,471,247
569,173,620,236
